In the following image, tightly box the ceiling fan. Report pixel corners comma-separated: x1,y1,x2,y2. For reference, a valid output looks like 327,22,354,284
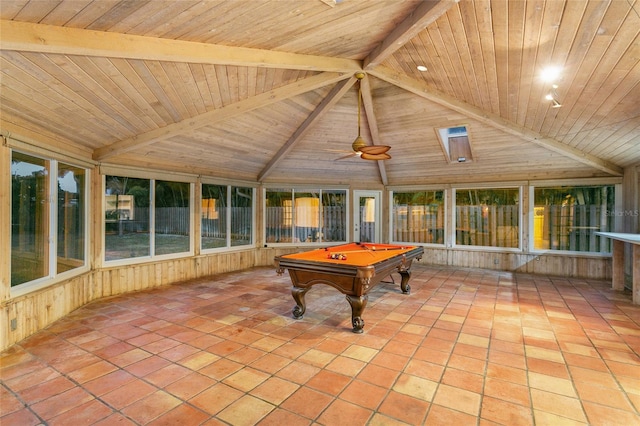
337,73,391,161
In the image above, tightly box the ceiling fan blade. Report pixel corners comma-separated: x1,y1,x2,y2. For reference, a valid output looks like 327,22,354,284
361,152,391,160
335,152,358,161
360,145,391,155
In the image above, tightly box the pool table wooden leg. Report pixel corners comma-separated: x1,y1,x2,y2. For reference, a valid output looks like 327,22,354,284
398,269,411,294
291,286,309,319
345,294,368,333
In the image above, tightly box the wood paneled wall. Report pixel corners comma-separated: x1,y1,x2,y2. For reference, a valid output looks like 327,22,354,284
1,243,611,352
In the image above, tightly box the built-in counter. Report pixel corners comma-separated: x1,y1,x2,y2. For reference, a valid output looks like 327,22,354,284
596,232,640,304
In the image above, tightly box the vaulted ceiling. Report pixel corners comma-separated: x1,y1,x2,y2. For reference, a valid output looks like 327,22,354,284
1,0,638,186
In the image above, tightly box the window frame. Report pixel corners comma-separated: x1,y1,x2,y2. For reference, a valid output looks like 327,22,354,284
102,172,195,267
263,186,349,247
452,185,523,251
528,179,622,256
200,182,256,253
10,149,90,297
389,188,447,246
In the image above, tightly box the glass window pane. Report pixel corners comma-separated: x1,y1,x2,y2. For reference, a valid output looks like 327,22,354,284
265,189,293,243
231,186,253,247
155,180,190,255
11,152,50,286
534,185,614,252
105,176,150,261
393,191,445,244
455,188,519,248
57,163,85,273
202,184,227,249
321,190,347,242
294,191,320,242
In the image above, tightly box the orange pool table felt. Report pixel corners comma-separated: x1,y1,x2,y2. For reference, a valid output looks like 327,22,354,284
275,242,424,333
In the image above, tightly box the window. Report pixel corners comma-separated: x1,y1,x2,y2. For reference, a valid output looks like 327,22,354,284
533,185,614,252
265,188,346,244
57,163,86,274
105,176,151,261
455,188,520,248
11,151,87,288
201,184,254,250
392,190,445,244
202,184,226,249
104,175,193,262
155,180,191,255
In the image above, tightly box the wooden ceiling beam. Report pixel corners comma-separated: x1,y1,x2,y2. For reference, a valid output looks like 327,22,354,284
364,0,459,70
0,19,361,73
95,72,350,161
371,66,623,176
258,75,357,182
360,75,388,185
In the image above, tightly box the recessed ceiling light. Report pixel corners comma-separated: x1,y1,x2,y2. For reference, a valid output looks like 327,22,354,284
417,65,428,72
541,66,562,82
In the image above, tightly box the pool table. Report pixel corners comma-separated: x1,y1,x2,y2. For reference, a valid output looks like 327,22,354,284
274,242,424,333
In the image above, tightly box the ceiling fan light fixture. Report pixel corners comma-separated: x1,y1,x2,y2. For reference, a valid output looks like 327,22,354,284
352,135,367,152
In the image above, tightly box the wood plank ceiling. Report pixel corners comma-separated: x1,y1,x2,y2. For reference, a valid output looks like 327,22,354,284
1,0,638,186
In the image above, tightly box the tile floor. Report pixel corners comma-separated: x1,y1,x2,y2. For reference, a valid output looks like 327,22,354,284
2,264,640,425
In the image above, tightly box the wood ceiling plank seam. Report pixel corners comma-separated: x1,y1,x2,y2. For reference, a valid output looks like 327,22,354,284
167,61,207,117
128,1,197,36
491,0,510,119
507,0,526,124
38,0,93,26
237,67,249,104
137,61,185,123
580,74,640,157
63,0,114,28
523,0,565,131
532,0,587,133
515,0,546,126
0,86,105,145
591,116,640,162
423,18,466,102
447,3,486,109
427,16,468,102
93,71,349,161
270,68,288,94
203,64,224,110
189,63,216,113
142,1,210,39
273,1,400,57
20,52,138,140
73,55,159,132
0,0,29,20
371,65,622,176
227,65,241,104
85,0,150,32
474,0,500,116
257,76,356,182
254,67,268,98
213,65,232,107
364,0,459,69
195,1,282,45
213,2,329,50
541,1,615,140
103,0,170,34
559,3,640,148
152,1,232,40
10,0,57,22
246,67,258,99
459,0,492,113
110,58,173,128
416,30,457,102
